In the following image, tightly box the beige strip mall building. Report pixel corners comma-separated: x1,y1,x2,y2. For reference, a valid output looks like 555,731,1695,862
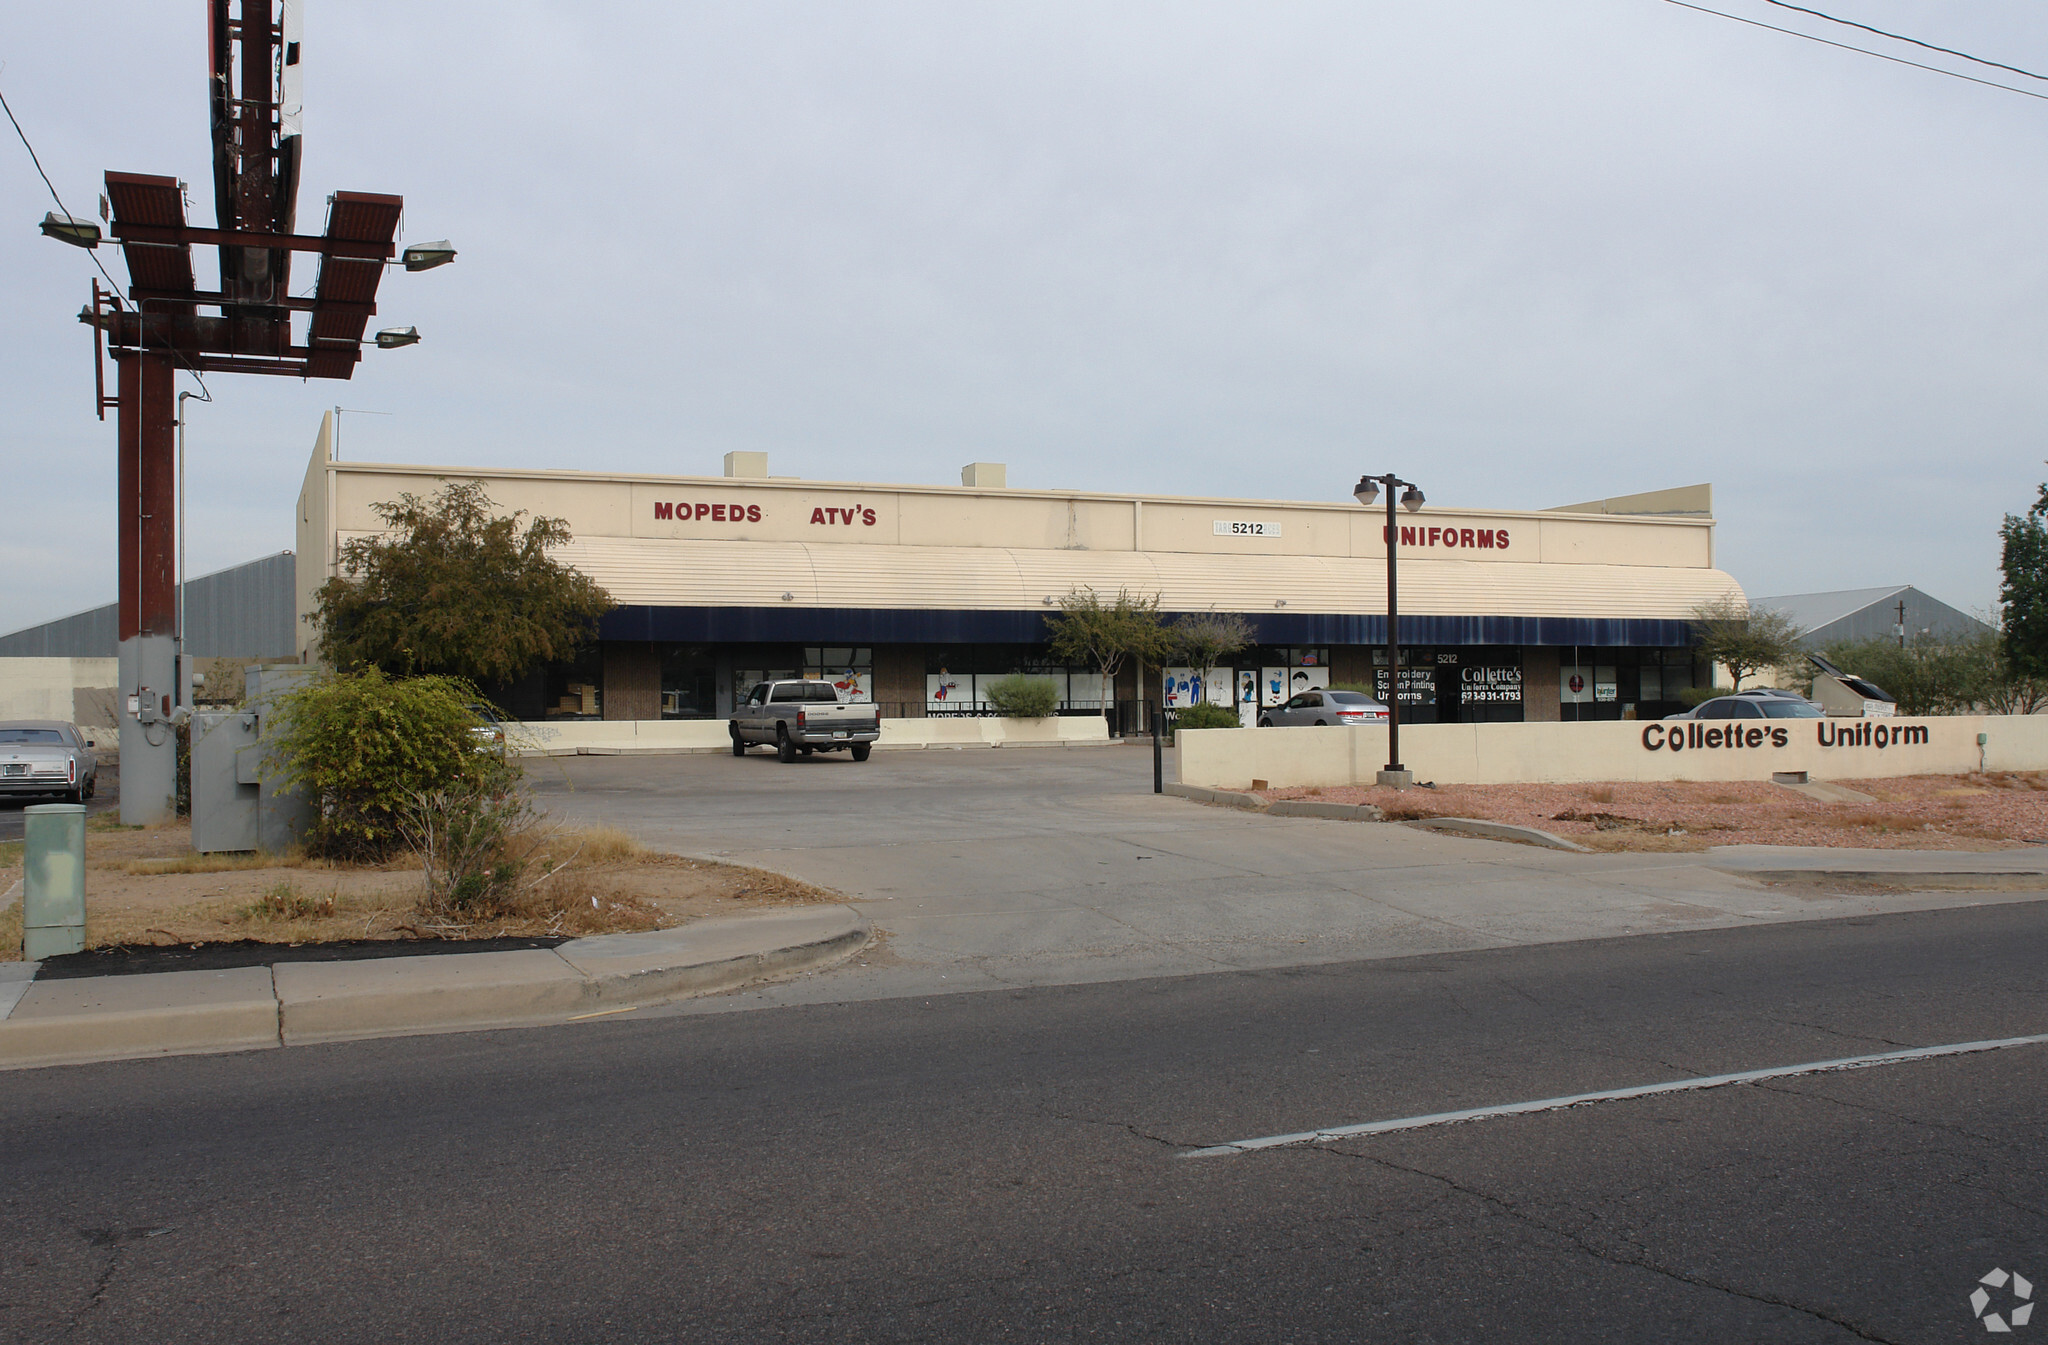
294,414,1742,727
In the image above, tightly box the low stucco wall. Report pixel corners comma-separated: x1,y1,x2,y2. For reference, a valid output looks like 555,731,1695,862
0,657,120,744
510,715,1110,757
1176,715,2048,789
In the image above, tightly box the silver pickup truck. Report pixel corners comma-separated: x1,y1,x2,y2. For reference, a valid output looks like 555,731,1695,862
730,680,881,762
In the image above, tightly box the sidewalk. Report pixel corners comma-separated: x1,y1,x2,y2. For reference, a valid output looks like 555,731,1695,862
0,905,870,1071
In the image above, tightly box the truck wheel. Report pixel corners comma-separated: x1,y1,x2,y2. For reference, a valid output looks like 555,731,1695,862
730,724,747,756
776,726,796,763
851,743,871,762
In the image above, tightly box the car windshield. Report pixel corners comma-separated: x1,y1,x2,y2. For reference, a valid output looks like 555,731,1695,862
1761,701,1824,719
1327,692,1378,706
0,728,65,744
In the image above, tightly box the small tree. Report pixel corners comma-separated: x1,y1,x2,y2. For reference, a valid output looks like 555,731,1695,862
1688,595,1804,691
1045,586,1171,710
1166,612,1255,682
268,669,512,861
2001,483,2048,679
313,480,616,683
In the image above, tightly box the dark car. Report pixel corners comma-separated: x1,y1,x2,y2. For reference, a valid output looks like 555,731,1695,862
1665,690,1822,722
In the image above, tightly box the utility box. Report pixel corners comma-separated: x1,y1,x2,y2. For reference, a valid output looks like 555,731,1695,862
245,665,317,853
190,664,318,853
23,802,86,961
191,710,261,852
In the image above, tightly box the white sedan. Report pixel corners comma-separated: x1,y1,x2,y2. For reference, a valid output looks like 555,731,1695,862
0,721,98,804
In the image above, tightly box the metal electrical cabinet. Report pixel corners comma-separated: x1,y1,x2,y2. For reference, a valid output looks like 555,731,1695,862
189,664,317,853
191,710,261,852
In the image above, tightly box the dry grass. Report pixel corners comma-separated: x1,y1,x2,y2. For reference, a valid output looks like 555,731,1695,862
120,851,315,877
1262,772,2048,852
0,821,842,959
565,826,651,865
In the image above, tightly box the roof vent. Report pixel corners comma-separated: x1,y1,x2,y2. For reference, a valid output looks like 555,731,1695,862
961,462,1006,489
724,451,769,479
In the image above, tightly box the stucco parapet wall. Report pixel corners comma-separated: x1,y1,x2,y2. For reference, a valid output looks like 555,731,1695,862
508,716,1110,757
1175,716,2048,790
316,449,1717,570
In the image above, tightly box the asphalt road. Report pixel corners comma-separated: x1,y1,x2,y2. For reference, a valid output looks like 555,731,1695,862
0,763,119,843
5,899,2045,1343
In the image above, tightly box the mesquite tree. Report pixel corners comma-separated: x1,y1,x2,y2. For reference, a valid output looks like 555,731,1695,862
313,481,615,684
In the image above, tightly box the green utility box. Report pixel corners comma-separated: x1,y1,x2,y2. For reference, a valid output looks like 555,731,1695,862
23,802,86,961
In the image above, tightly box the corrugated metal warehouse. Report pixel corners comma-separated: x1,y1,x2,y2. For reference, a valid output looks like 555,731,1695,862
0,553,297,660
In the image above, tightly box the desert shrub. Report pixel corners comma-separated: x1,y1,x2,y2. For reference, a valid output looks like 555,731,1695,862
400,780,551,920
268,668,512,861
983,674,1062,718
1678,685,1730,708
1172,701,1240,729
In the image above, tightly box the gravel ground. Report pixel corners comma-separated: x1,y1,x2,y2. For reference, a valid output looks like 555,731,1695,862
1263,772,2048,851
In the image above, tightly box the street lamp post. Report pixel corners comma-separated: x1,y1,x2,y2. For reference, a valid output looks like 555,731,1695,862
1353,473,1425,789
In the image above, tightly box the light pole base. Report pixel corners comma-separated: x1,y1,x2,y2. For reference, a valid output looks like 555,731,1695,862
1376,768,1415,790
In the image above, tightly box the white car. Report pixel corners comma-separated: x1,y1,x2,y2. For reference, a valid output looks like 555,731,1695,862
1258,689,1390,727
0,720,98,804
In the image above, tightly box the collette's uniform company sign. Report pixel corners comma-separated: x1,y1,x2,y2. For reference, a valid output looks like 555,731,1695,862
1642,719,1931,754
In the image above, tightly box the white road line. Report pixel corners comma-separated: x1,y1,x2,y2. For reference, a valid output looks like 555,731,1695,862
1179,1032,2048,1159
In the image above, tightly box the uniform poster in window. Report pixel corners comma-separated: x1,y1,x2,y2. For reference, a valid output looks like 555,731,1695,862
1161,667,1226,707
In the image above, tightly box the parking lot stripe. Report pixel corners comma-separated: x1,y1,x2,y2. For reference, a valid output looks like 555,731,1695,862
1179,1032,2048,1158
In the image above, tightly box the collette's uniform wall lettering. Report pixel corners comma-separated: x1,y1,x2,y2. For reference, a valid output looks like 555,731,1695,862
1641,721,1932,754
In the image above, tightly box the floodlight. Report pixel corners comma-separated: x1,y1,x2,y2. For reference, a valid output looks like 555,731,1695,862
401,239,457,272
40,212,101,248
1400,485,1425,512
375,326,421,349
1353,475,1379,507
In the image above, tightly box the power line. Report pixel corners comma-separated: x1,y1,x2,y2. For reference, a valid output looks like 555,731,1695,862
1,83,213,401
1759,1,2048,84
1661,0,2048,104
0,85,130,304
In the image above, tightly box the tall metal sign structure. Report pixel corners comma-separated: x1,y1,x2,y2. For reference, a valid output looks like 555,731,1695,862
57,1,447,823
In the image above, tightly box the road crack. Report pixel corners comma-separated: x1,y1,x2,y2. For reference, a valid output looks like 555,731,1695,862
1312,1145,1906,1344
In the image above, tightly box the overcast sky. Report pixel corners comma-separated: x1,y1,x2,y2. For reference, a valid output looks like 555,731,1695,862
6,1,2046,633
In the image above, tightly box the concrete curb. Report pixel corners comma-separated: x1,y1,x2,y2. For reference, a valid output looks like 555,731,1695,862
1164,783,1269,811
1400,817,1593,853
0,906,872,1071
0,967,282,1070
1731,869,2048,892
1267,799,1388,822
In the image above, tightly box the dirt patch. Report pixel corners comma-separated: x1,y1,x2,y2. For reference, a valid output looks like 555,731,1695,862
1259,773,2048,853
0,822,839,960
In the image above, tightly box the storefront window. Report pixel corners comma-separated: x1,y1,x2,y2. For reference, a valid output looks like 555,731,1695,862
923,645,1092,714
803,647,873,702
659,644,719,719
543,648,603,720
